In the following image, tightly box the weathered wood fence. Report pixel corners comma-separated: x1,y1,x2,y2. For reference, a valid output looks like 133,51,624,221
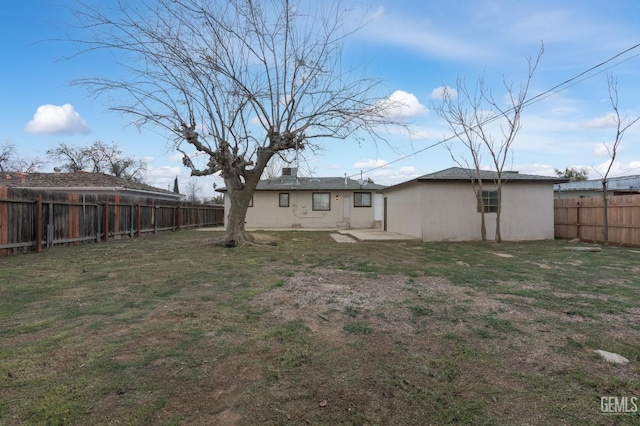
554,194,640,246
0,187,224,256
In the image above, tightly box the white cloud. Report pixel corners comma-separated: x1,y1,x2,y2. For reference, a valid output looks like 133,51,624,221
429,86,457,100
145,164,222,199
366,165,420,186
360,7,492,61
591,159,640,178
584,112,617,129
146,165,183,182
377,90,428,120
407,126,430,140
510,163,561,178
25,104,90,135
593,142,620,157
353,158,389,169
349,158,420,186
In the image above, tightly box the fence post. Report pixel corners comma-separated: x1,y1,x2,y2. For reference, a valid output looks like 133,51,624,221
113,195,121,238
176,204,181,231
47,202,54,248
103,201,109,242
130,204,135,238
576,201,581,241
67,193,80,245
35,195,43,253
136,203,141,238
0,186,8,257
96,204,101,243
152,199,157,234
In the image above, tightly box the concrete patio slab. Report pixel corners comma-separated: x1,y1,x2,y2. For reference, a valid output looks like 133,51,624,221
339,229,417,241
330,233,358,243
196,227,417,242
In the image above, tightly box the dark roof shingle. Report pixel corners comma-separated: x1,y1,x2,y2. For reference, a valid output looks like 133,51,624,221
2,171,179,197
218,176,386,192
416,167,566,182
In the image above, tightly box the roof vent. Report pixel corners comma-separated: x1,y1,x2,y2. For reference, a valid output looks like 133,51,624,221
282,167,297,178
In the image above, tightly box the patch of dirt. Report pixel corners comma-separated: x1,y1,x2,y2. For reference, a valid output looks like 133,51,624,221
251,269,640,416
253,269,428,343
152,355,266,425
250,232,279,245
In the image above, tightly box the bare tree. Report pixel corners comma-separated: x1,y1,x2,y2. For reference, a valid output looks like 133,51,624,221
434,43,543,242
261,157,285,180
69,0,396,245
46,141,147,182
46,143,85,172
184,178,203,203
482,43,543,242
433,81,489,240
0,140,43,173
593,74,640,244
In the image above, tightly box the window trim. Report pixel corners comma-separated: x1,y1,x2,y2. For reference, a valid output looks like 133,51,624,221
312,192,331,211
478,190,498,213
353,191,372,208
279,192,290,207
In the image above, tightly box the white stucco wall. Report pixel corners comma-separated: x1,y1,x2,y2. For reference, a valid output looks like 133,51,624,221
381,181,423,239
382,181,555,241
223,190,379,229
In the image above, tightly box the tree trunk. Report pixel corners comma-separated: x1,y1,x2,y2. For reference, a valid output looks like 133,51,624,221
216,179,258,246
223,194,254,245
476,180,487,241
602,180,608,244
495,183,502,243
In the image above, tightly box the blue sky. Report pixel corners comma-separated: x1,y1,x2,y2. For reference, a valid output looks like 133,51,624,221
1,0,640,198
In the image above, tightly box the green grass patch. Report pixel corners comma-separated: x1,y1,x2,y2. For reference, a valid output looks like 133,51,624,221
2,232,640,424
343,321,372,334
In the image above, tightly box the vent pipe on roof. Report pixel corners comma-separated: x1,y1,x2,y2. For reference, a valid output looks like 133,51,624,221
344,173,347,187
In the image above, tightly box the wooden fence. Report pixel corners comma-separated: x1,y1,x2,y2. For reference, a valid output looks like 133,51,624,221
554,194,640,246
0,186,224,256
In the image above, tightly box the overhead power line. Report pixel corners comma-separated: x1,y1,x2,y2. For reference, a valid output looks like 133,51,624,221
350,42,640,179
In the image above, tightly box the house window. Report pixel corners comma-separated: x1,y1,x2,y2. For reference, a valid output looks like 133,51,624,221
478,190,498,213
354,192,372,207
279,193,289,207
312,192,331,211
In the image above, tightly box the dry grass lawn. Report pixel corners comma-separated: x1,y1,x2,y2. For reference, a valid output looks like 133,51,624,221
1,230,640,425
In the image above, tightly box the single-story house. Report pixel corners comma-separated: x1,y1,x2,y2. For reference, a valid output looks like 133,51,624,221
2,171,183,201
380,167,566,241
217,168,385,229
554,175,640,198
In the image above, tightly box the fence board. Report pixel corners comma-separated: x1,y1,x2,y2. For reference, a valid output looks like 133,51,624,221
554,194,640,246
0,186,224,256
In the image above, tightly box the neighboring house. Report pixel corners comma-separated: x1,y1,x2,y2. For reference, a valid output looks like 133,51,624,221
554,175,640,199
380,167,566,242
217,168,385,229
1,171,182,201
